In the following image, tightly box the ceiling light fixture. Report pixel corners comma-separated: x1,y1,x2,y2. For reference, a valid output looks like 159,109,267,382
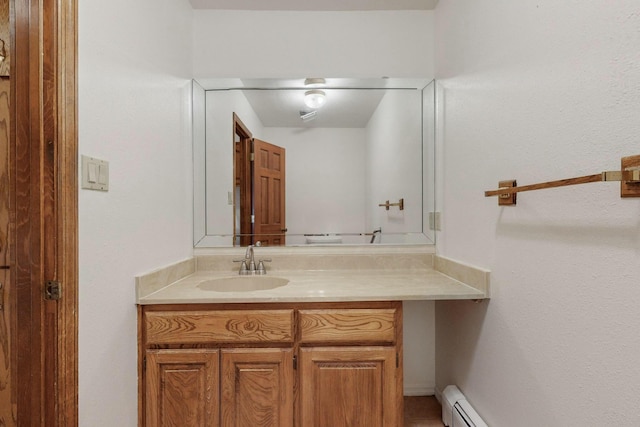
304,89,327,109
304,77,326,87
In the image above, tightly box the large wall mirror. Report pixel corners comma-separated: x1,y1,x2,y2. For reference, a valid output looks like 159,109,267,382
193,78,435,247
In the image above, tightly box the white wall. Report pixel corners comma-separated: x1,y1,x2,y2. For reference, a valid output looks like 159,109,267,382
261,127,367,244
78,0,194,425
435,1,640,425
365,89,423,242
193,10,434,79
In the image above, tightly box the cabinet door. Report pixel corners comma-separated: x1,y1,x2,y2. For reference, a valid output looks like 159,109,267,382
299,347,400,427
146,349,219,427
221,348,294,427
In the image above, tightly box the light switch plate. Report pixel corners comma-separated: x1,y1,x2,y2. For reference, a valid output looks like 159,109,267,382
81,155,109,191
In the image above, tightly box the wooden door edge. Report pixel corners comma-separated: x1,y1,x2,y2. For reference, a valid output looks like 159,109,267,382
56,0,79,424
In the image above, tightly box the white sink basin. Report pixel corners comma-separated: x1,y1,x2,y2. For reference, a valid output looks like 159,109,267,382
197,276,290,292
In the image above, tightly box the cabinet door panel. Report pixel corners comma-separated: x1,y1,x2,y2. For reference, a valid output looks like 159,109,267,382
146,349,219,427
299,347,399,427
221,348,294,427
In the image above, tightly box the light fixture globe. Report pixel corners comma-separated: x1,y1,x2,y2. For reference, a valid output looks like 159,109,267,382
304,89,327,109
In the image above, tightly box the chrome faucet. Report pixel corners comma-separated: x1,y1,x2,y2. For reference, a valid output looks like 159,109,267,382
370,227,382,244
235,244,271,275
245,245,256,272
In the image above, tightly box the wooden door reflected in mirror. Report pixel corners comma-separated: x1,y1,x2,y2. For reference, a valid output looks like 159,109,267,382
233,114,286,246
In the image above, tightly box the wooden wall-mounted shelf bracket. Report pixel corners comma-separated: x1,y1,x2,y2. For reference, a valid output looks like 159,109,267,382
485,155,640,206
621,155,640,198
497,180,517,206
378,198,404,211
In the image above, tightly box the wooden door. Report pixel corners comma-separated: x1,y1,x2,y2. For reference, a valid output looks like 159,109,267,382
11,0,78,424
221,348,294,427
299,347,399,427
146,349,220,427
252,139,286,246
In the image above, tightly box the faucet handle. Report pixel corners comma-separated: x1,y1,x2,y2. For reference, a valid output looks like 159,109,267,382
233,259,249,275
256,259,272,275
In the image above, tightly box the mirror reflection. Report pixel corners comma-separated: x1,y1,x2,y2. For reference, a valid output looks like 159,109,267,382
193,78,435,247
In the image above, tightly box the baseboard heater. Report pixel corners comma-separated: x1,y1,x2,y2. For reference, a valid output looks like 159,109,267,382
442,385,488,427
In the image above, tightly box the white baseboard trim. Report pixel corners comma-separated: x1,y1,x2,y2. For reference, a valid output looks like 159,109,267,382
404,384,435,396
434,386,444,403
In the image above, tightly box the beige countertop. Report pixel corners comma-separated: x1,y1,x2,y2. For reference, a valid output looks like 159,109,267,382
136,268,486,305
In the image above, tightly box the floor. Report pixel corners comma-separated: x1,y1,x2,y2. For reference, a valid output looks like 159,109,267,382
404,396,445,427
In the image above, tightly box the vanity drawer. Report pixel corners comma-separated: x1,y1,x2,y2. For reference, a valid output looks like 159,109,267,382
145,309,294,345
298,308,396,345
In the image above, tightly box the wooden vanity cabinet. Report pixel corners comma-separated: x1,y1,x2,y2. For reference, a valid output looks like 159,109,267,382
138,302,402,427
141,307,294,427
297,307,402,427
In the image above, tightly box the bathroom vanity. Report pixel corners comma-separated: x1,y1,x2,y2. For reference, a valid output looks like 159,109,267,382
138,73,489,426
136,247,488,427
140,301,402,426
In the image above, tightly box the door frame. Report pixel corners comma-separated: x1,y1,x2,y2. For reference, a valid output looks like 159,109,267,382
233,113,253,247
12,0,78,424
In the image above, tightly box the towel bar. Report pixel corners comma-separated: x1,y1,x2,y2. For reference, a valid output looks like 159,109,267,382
484,155,640,206
378,198,404,210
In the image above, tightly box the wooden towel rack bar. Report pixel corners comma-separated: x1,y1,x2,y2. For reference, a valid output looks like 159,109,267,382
485,155,640,206
378,198,404,210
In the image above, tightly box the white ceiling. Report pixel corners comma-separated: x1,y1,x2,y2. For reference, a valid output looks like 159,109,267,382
189,0,438,11
202,78,429,128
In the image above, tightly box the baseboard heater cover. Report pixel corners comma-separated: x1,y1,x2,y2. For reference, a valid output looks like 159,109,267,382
442,385,488,427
